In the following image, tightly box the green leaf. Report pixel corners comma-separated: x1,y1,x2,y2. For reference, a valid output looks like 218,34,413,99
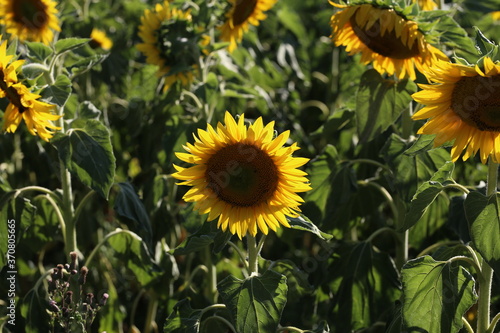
218,270,288,333
25,41,53,62
98,272,127,332
172,221,224,256
52,120,116,199
19,282,50,332
78,101,102,120
287,214,333,240
356,69,417,143
106,230,162,287
54,38,90,54
400,161,455,231
327,241,401,331
41,75,72,107
114,182,152,249
276,5,308,45
401,256,477,332
474,27,495,56
69,53,109,76
163,299,202,333
464,192,500,275
268,259,313,299
404,134,437,156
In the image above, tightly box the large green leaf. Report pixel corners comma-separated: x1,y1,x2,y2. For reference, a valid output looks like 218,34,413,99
25,41,53,62
218,270,288,333
163,299,202,333
106,230,162,287
327,241,401,331
114,182,152,249
41,75,72,107
401,161,455,231
20,281,50,332
355,69,417,143
401,256,477,332
464,192,500,275
52,119,116,199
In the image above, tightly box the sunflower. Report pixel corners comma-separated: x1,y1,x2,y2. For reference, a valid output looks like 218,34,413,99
0,37,24,92
412,57,500,163
329,2,447,80
0,0,61,45
413,0,438,11
219,0,277,53
172,112,312,239
137,1,207,91
492,11,500,20
2,82,61,141
90,28,113,51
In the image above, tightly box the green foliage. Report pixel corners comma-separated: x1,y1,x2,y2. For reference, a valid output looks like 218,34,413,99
401,256,478,332
218,270,288,333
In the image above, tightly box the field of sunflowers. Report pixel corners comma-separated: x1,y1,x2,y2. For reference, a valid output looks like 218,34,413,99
1,0,500,332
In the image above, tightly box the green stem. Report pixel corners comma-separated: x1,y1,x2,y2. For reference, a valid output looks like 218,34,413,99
85,228,133,265
143,293,158,333
487,311,500,333
477,159,498,333
277,326,304,333
41,194,66,244
462,316,475,333
73,190,95,225
401,101,413,140
246,235,259,276
205,246,217,303
227,241,249,273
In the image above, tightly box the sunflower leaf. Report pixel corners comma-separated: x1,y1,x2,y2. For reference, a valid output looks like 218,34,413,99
25,41,53,62
401,256,477,332
52,119,115,199
464,192,500,276
474,26,496,56
355,69,417,144
41,75,72,107
55,38,91,55
400,161,455,232
287,214,333,240
218,270,288,333
163,299,203,333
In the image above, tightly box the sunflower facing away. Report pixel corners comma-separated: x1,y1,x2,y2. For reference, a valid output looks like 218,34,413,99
412,57,500,163
219,0,277,53
172,112,312,239
137,1,207,91
413,0,438,11
330,2,447,80
0,0,61,44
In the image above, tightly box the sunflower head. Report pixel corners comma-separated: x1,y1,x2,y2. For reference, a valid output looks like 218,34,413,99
329,1,447,80
0,0,61,44
412,57,500,163
219,0,277,52
172,112,311,239
90,28,113,51
137,1,209,90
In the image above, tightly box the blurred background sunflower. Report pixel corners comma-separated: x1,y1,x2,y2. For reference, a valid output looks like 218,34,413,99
0,0,60,44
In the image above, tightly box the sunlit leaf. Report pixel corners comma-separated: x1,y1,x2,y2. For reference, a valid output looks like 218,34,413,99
55,38,90,54
41,75,72,107
218,270,288,333
163,299,202,333
401,256,477,332
464,192,500,276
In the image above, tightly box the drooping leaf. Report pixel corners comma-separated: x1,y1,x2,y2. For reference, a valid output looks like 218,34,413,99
464,192,500,275
171,220,228,256
19,282,50,332
114,182,153,249
355,69,417,143
52,119,116,199
163,299,203,333
287,214,333,240
400,161,455,231
401,256,477,332
218,270,288,333
327,241,401,331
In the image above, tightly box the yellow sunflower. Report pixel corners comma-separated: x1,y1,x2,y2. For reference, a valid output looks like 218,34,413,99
219,0,277,53
0,37,24,92
0,0,61,45
137,1,207,91
2,82,61,141
172,112,312,239
329,2,447,80
412,57,500,163
90,28,113,51
413,0,438,11
492,11,500,20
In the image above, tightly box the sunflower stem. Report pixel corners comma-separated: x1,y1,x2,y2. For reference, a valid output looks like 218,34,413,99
205,246,218,303
477,160,498,333
247,235,259,276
